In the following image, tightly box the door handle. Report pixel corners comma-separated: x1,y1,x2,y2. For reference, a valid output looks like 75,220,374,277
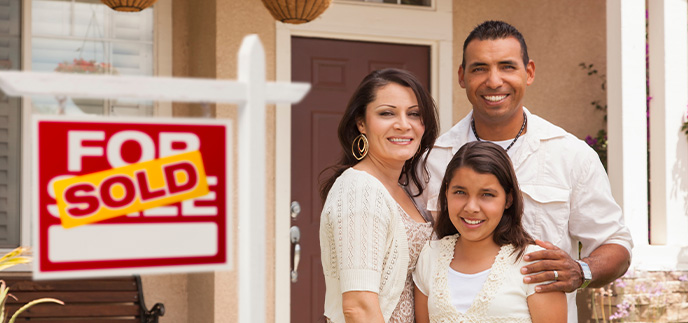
290,226,301,283
291,201,301,219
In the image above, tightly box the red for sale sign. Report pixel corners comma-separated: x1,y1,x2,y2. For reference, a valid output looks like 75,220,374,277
32,116,231,279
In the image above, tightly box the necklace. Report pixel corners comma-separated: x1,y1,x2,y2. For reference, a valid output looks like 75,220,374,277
471,111,527,152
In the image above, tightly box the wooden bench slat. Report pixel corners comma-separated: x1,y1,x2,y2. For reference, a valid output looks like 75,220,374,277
6,303,141,318
5,279,138,292
6,291,139,303
1,274,164,322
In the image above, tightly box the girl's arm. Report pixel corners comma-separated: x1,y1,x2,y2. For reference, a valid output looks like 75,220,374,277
342,291,384,323
527,291,567,323
414,284,430,323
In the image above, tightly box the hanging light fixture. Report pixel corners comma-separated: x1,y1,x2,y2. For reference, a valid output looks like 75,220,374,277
101,0,158,12
261,0,332,24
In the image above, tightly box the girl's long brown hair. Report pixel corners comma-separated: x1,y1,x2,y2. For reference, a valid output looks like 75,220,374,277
319,68,439,203
435,141,534,258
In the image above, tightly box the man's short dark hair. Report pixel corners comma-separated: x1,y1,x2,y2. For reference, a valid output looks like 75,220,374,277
461,20,529,68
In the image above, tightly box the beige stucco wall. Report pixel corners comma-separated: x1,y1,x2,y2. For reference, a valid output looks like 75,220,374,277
453,0,607,139
140,1,607,321
142,0,277,322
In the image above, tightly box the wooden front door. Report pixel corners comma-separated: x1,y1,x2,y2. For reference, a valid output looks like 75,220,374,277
290,36,430,322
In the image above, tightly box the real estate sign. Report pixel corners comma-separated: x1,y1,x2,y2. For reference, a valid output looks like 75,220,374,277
33,116,231,279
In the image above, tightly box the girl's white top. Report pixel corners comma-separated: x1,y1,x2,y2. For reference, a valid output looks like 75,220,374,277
413,235,544,323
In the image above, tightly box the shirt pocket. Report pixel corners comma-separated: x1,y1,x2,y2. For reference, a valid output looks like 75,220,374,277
520,184,570,245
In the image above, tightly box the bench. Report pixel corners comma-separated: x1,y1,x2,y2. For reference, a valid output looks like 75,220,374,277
2,273,165,323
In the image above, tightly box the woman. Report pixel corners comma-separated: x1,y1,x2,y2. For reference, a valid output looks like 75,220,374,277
319,68,439,323
413,142,566,323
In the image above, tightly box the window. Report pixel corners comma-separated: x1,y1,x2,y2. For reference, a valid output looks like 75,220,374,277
31,0,154,116
0,0,159,249
0,0,21,248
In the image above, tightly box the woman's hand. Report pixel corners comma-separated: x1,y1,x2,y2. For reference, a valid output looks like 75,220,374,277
342,291,384,323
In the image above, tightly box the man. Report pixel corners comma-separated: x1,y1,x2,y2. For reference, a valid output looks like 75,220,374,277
418,20,633,322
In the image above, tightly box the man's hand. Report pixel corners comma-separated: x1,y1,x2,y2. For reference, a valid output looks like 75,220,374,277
520,240,583,293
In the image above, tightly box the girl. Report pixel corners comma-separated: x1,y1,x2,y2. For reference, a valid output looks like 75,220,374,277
413,141,566,323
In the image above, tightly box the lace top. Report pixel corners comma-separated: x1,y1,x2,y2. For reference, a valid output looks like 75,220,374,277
320,168,411,323
388,206,433,323
413,235,542,323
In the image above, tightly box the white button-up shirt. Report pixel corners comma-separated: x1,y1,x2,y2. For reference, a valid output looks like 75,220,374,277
417,108,633,323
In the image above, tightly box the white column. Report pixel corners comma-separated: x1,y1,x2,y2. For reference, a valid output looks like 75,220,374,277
606,0,648,246
648,0,688,246
237,35,267,323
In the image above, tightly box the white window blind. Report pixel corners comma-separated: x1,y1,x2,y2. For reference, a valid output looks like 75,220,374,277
31,0,154,116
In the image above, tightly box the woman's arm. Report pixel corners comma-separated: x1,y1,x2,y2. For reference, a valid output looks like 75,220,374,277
342,291,384,323
414,284,430,323
527,291,566,323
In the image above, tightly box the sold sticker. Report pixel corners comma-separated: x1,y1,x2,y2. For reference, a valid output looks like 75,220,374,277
53,150,209,229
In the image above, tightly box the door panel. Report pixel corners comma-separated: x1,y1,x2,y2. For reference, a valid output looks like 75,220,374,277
290,36,429,323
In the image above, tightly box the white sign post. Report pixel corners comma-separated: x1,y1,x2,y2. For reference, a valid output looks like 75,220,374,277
0,34,308,323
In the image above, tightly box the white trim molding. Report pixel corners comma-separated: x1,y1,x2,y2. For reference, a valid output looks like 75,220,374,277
273,0,453,321
605,0,648,249
648,0,688,249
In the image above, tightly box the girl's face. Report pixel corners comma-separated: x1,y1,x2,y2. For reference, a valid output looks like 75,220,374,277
356,83,424,165
446,166,512,244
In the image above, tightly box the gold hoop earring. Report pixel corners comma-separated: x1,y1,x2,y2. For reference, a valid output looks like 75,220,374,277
352,133,369,160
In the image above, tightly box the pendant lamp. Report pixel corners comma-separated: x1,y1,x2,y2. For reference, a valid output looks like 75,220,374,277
261,0,332,24
101,0,158,12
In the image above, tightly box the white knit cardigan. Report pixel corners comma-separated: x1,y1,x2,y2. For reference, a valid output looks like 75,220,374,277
320,168,410,323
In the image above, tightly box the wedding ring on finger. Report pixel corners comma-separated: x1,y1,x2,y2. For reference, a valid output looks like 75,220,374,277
553,270,559,281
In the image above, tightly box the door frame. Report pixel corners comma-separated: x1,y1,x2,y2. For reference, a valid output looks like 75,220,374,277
274,1,453,321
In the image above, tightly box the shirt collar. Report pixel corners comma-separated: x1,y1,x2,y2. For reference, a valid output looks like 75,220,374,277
434,107,567,156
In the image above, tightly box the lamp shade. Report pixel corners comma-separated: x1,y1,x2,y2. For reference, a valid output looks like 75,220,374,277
261,0,332,24
101,0,158,12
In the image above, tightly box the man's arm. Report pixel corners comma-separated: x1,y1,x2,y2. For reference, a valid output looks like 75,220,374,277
521,142,632,293
520,240,630,293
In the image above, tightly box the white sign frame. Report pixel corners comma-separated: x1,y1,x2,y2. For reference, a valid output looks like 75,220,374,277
31,115,234,280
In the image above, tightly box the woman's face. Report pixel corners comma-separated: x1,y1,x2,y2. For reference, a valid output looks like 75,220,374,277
446,166,511,244
356,83,424,165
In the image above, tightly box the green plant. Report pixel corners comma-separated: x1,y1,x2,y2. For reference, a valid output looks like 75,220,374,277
585,129,608,170
0,247,64,322
580,62,608,169
0,248,30,271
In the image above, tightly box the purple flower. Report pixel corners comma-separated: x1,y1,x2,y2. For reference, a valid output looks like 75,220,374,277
609,300,633,320
615,278,627,288
585,135,598,146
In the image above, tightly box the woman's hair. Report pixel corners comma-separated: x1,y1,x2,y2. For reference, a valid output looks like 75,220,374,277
435,141,534,258
319,68,439,203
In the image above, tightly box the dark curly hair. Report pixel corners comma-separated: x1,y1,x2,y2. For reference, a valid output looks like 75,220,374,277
320,68,439,203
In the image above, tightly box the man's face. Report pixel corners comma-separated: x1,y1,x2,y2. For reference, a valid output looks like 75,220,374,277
459,37,535,126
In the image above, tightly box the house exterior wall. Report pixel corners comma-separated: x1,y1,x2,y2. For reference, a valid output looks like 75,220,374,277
142,0,277,322
453,0,607,140
140,1,611,322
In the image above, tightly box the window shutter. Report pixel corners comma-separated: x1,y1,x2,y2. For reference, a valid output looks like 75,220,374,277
0,0,21,247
